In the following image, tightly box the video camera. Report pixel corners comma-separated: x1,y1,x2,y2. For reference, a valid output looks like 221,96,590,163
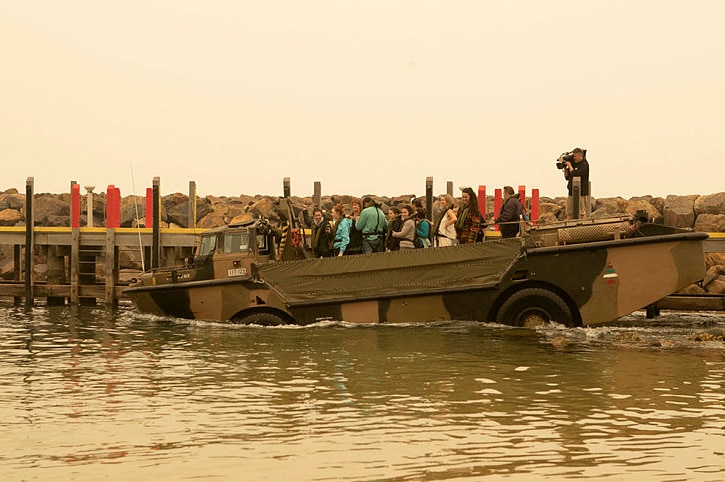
555,149,586,170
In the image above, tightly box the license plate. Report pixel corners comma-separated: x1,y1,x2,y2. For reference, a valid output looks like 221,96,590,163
228,268,247,277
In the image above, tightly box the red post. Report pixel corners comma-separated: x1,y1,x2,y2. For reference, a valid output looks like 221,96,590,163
518,185,526,212
493,188,502,231
477,185,486,220
106,185,116,228
110,186,121,228
145,187,153,228
531,188,540,223
71,183,81,228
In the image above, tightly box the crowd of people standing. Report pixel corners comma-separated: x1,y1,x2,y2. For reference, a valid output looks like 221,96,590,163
303,187,528,257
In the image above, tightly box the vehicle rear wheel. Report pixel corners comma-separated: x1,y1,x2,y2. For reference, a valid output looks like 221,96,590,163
232,312,286,326
496,288,575,327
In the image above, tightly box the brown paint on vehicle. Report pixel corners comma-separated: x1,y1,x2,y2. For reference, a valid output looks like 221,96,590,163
125,208,708,327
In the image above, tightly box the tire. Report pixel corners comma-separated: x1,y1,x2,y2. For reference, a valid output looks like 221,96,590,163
232,312,286,326
496,288,575,327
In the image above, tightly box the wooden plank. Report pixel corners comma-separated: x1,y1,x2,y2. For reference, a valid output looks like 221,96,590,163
25,177,35,304
659,295,725,311
70,227,80,304
105,229,116,305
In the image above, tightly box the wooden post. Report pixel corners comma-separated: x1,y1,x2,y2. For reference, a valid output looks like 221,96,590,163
46,245,66,306
152,177,161,269
104,228,116,305
572,178,581,220
586,180,592,217
24,177,34,305
283,177,291,198
425,177,433,221
13,245,21,305
313,181,321,208
188,181,197,229
447,181,453,197
70,228,80,304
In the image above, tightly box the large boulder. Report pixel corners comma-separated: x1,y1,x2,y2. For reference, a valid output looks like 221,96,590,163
663,195,696,228
625,199,662,223
694,193,725,216
538,201,563,220
694,213,725,232
707,253,725,267
629,195,664,214
166,198,211,228
591,197,626,218
703,265,725,294
248,197,277,221
31,194,70,226
119,196,146,227
0,208,23,226
197,212,227,229
0,193,25,210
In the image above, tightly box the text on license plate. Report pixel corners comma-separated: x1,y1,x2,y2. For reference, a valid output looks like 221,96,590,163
228,268,247,277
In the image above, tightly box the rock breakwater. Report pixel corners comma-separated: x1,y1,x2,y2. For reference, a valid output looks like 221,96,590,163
1,188,724,296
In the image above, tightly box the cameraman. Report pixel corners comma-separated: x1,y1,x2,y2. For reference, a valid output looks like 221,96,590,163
561,147,590,219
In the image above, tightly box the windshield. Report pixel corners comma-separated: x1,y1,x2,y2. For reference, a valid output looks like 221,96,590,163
223,232,250,253
198,234,217,257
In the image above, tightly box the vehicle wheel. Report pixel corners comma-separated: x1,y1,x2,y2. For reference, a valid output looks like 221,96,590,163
496,288,575,327
232,312,286,326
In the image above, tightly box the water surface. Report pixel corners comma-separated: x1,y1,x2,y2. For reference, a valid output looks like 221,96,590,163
1,302,724,481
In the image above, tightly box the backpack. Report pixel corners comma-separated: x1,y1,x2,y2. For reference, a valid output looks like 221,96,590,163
414,219,432,248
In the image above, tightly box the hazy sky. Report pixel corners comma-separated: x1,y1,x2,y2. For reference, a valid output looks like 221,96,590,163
2,1,723,200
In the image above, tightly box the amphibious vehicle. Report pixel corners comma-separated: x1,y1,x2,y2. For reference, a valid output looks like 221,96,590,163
124,198,707,327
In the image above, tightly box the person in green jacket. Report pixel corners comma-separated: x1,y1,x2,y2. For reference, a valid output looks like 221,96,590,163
355,196,388,254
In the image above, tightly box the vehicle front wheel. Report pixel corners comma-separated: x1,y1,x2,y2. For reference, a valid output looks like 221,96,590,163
232,312,286,326
496,288,576,327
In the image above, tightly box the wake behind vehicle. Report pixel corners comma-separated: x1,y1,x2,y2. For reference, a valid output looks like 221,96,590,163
124,198,708,327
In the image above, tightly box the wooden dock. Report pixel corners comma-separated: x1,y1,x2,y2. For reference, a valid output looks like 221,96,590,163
0,226,199,306
0,176,200,306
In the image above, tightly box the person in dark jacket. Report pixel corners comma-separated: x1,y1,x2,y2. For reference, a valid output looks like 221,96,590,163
494,186,522,238
385,206,403,251
345,198,364,255
562,147,590,219
309,208,333,256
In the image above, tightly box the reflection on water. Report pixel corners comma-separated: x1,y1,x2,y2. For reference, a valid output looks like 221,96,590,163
1,302,724,481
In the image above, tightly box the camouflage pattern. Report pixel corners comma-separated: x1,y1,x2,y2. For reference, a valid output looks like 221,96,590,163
125,213,708,327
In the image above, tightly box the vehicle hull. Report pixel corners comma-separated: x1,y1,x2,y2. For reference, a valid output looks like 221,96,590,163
125,229,707,326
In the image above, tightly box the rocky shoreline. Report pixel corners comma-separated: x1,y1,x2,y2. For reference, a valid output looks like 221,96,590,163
1,188,724,295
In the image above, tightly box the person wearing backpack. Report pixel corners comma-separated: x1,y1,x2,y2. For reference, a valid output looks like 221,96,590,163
391,204,416,249
414,206,432,248
355,196,388,254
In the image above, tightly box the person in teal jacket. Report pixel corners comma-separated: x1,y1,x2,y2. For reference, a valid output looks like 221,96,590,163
355,196,388,254
331,203,352,256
